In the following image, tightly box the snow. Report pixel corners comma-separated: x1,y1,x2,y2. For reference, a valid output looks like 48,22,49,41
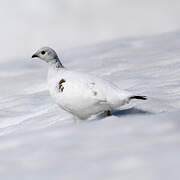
1,31,180,179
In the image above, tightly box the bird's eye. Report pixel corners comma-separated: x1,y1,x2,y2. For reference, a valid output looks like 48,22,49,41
41,51,46,55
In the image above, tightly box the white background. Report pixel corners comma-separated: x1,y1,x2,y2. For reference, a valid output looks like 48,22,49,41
0,0,180,59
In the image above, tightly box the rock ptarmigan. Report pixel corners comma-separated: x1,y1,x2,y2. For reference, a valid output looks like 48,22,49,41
32,47,147,121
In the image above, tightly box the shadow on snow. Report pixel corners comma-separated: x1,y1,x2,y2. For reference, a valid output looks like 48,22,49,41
95,107,153,120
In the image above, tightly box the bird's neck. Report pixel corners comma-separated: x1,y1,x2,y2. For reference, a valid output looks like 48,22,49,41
48,58,64,69
48,58,65,82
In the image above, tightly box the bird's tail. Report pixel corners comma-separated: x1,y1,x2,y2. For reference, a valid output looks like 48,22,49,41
130,95,147,100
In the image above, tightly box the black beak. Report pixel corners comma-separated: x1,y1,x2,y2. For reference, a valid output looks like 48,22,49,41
32,54,38,58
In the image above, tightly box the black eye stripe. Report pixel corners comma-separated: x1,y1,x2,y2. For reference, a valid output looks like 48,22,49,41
41,51,46,55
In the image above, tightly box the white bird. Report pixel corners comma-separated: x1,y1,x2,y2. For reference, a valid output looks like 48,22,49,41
32,47,147,121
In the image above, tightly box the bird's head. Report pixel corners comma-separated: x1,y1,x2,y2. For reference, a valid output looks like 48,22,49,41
32,47,59,63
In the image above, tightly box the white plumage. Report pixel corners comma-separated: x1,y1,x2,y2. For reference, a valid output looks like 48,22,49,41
32,47,147,120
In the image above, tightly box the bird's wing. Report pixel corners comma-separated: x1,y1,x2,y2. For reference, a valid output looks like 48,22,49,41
55,70,132,109
56,70,108,103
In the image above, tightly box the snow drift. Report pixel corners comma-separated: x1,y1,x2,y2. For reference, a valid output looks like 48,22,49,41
1,32,180,179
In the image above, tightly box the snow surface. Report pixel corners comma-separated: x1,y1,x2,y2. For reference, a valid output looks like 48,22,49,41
1,32,180,179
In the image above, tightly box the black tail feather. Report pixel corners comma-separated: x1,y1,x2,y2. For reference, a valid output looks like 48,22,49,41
130,96,147,100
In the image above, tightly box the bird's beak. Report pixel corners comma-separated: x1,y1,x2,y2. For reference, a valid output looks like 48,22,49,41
32,53,38,58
